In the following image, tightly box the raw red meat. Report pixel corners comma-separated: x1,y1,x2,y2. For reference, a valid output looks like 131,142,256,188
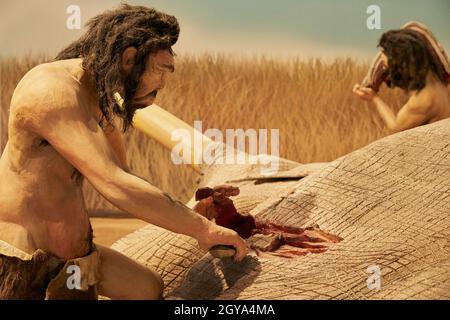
194,185,342,258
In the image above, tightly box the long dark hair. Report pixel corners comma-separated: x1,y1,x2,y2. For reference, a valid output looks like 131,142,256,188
378,29,448,92
55,4,179,132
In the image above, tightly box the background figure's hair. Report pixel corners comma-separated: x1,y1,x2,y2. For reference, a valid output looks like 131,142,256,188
378,29,449,92
55,4,179,132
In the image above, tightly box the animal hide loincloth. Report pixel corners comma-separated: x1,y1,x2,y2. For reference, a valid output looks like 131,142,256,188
0,240,100,300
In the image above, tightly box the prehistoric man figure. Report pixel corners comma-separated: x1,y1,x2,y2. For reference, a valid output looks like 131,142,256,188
0,5,246,300
353,22,450,133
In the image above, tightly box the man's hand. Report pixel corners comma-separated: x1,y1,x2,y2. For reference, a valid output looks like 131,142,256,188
197,223,248,262
353,84,377,101
193,184,247,261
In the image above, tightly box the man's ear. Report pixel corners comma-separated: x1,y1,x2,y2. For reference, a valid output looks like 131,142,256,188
121,47,137,73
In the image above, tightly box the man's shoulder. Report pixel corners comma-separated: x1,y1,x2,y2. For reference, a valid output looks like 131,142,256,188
12,60,80,105
10,61,82,126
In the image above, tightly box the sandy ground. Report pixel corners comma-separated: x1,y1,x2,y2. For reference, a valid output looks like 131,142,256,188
90,217,148,247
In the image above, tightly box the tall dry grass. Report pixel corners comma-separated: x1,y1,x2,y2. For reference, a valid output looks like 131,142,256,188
0,54,407,214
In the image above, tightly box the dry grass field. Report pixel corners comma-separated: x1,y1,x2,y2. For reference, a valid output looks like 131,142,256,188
0,54,408,231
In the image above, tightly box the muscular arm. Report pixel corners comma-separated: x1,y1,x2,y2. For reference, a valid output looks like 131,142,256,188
372,96,397,130
353,84,434,133
372,94,433,133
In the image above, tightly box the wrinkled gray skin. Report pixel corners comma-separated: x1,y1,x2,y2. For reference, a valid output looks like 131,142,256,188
113,119,450,299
